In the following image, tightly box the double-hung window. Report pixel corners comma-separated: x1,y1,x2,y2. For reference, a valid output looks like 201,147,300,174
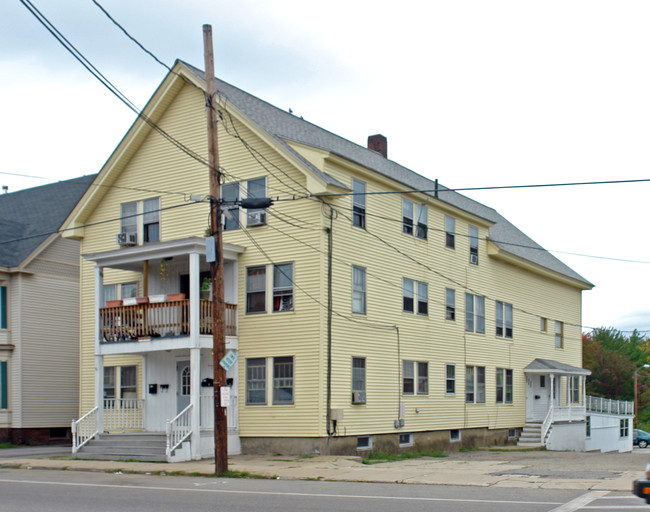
620,418,630,438
1,285,7,329
352,179,366,229
246,177,267,227
103,367,116,400
496,368,513,404
403,278,428,315
445,216,455,249
121,201,137,237
120,366,137,399
466,365,485,403
469,226,479,264
272,263,294,312
246,266,266,313
403,361,428,395
465,294,485,333
273,356,294,405
402,199,427,239
496,301,513,338
570,376,580,403
352,357,366,404
446,364,455,394
555,321,564,348
222,182,241,231
0,360,6,409
445,288,455,321
142,198,160,243
352,266,366,314
246,358,266,405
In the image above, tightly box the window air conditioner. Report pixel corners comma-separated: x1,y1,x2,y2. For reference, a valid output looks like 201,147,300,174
116,232,137,247
470,253,478,265
352,391,366,404
247,210,266,227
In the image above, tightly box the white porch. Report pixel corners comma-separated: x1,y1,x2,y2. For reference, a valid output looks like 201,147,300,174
72,237,244,462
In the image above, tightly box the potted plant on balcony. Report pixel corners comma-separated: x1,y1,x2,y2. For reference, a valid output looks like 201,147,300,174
200,277,211,300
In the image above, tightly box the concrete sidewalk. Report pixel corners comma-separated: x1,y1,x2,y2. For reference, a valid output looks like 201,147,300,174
0,447,646,491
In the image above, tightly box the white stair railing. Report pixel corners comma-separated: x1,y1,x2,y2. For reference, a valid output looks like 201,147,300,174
166,404,192,457
71,407,99,453
541,405,554,445
103,399,144,431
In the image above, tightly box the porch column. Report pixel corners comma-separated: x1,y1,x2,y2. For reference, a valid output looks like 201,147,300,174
550,374,556,407
94,266,104,432
190,347,201,459
189,252,201,459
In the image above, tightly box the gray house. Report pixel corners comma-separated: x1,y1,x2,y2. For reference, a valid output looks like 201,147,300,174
0,176,94,444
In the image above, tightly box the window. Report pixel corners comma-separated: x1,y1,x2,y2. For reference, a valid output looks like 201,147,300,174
446,364,455,394
142,197,160,243
0,360,7,409
103,367,115,400
586,416,591,438
540,375,546,388
450,429,461,442
402,199,427,239
570,376,580,404
399,433,413,447
540,317,548,332
222,182,240,231
352,265,366,314
121,201,137,236
469,226,479,264
465,294,485,333
357,435,372,450
466,365,485,403
246,177,267,227
273,356,293,405
102,284,117,307
246,266,266,313
120,366,137,399
403,279,428,315
620,418,630,438
352,179,366,229
496,301,513,338
445,216,455,249
403,361,428,395
121,282,138,300
445,289,455,321
352,357,366,404
273,263,294,312
0,286,6,329
180,366,191,396
246,358,266,405
496,368,513,404
555,321,564,348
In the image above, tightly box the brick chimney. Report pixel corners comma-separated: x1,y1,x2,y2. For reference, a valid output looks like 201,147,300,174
367,134,387,158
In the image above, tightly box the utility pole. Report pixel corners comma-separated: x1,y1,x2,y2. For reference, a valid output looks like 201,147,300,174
203,24,228,475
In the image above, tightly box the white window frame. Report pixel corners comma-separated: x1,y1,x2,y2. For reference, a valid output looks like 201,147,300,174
403,278,428,315
445,288,455,321
496,368,513,404
272,356,294,405
469,225,479,264
555,321,564,348
272,263,294,313
399,433,414,447
352,179,366,229
446,364,456,395
445,216,455,249
246,358,267,405
465,294,485,333
246,266,267,314
142,197,160,243
352,265,366,314
403,360,428,395
120,197,161,245
222,181,241,231
466,365,485,403
402,199,427,239
246,177,267,227
620,418,630,438
496,301,513,338
352,357,366,404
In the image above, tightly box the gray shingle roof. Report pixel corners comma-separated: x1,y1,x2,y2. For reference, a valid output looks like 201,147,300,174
524,358,591,376
0,175,95,267
180,61,591,287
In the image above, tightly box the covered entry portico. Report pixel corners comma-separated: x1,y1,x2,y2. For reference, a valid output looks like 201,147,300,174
523,358,591,446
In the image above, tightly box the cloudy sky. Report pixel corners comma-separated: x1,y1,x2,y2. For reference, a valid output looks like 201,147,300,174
2,0,649,334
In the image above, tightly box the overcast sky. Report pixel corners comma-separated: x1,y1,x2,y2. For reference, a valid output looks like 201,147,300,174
2,0,649,334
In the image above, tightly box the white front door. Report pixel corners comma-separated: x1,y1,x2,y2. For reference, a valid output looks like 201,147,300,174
526,374,551,421
177,361,191,414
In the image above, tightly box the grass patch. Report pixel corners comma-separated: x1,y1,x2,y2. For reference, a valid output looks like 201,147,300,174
298,454,316,459
459,446,480,453
362,450,446,464
305,476,324,481
0,443,19,449
488,447,546,452
269,459,293,462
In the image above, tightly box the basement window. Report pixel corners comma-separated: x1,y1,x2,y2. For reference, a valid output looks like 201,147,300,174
357,435,373,450
450,429,461,442
399,433,413,447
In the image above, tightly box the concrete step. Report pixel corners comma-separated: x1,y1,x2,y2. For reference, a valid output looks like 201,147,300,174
76,433,168,462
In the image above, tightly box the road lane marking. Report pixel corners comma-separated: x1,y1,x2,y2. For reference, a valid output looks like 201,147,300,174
0,477,562,505
549,491,609,512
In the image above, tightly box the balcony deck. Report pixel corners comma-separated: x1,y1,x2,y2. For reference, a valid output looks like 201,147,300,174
100,299,237,343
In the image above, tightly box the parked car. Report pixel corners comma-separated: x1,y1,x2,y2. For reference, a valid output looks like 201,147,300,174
634,460,650,503
635,429,650,449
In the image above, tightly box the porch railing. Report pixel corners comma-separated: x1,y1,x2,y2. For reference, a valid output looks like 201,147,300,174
166,404,193,456
200,394,238,430
72,406,99,453
586,395,634,415
541,405,553,444
103,398,144,431
100,299,236,342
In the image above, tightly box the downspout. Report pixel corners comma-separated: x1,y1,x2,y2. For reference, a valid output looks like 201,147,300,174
326,207,334,439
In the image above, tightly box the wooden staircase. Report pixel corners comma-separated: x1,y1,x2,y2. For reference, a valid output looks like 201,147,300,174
73,433,167,462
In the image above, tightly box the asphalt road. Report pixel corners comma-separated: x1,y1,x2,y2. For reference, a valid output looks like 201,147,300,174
0,469,647,512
